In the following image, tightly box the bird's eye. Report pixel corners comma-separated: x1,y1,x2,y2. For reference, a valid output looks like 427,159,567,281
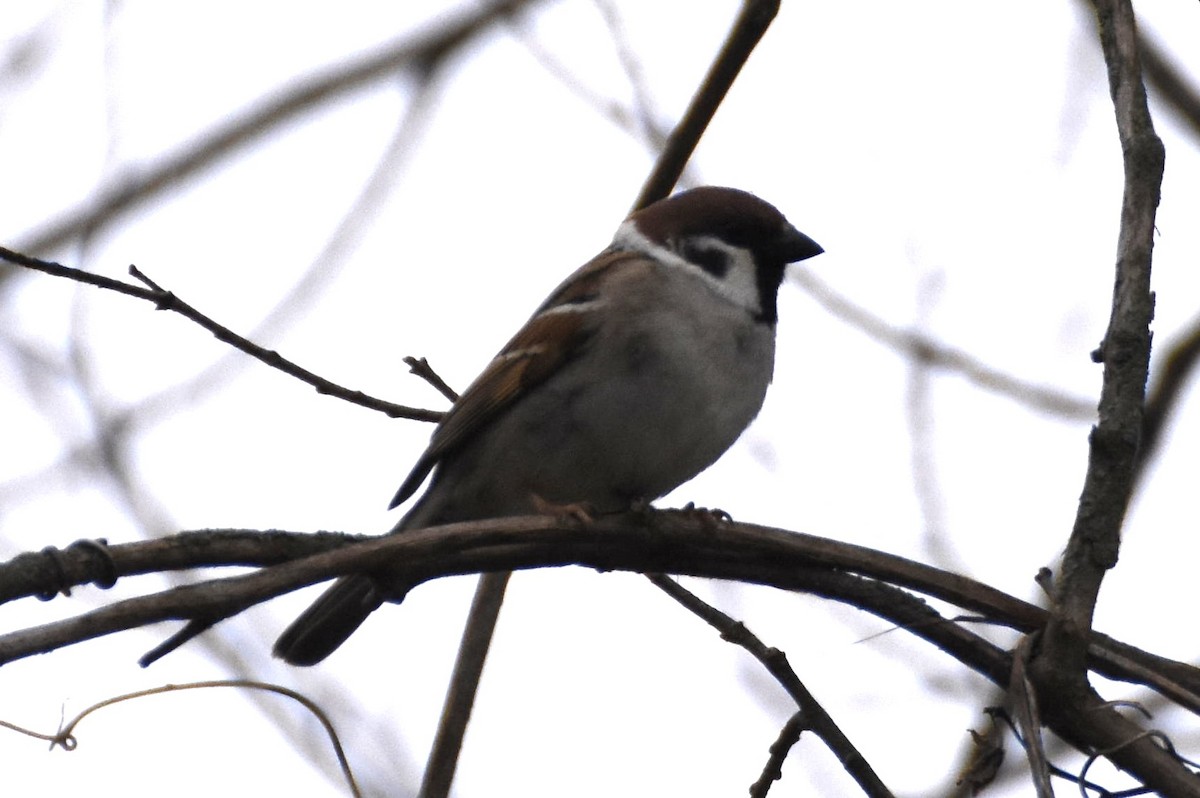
679,238,731,278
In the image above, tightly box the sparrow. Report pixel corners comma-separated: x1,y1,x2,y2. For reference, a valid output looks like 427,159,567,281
274,186,823,665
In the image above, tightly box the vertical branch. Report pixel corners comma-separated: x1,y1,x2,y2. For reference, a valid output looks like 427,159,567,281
1040,0,1163,677
1026,2,1196,794
419,3,788,796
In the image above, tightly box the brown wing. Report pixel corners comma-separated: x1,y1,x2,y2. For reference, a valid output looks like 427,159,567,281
387,249,634,509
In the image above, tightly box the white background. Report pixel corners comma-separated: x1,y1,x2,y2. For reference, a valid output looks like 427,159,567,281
1,1,1199,796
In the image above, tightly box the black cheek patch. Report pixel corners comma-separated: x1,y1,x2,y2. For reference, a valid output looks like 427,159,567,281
678,240,731,278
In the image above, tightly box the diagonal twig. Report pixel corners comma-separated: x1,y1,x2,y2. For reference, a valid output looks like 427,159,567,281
749,712,808,798
646,572,893,797
793,270,1095,421
1136,312,1200,486
1009,636,1054,797
0,247,441,423
630,0,782,211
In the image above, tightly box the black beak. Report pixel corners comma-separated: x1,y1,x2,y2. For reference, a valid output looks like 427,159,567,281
777,224,824,264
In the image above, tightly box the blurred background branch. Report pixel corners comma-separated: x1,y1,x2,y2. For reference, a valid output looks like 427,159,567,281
2,2,1199,796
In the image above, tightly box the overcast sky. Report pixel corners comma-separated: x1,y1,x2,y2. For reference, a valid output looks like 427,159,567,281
2,2,1199,796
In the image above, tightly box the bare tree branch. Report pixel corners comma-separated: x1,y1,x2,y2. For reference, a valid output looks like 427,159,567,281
4,4,1198,793
749,712,807,798
793,270,1096,421
4,517,1200,712
1137,312,1200,485
1,516,1021,664
1042,0,1163,683
1009,637,1054,797
631,0,782,211
1139,31,1200,140
418,570,510,798
0,248,442,423
1029,2,1195,795
133,66,447,425
647,572,893,797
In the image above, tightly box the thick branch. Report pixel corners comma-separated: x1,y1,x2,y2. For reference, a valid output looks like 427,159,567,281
0,516,1042,633
4,518,1199,715
1042,0,1163,682
1031,1,1187,795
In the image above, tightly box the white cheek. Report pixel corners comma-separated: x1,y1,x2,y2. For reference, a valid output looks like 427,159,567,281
611,223,762,315
687,235,761,313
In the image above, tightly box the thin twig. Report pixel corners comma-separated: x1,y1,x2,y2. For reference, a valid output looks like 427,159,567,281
645,573,893,797
793,270,1095,421
404,356,460,403
0,248,441,423
905,273,966,571
1137,312,1200,486
504,4,678,161
1137,29,1200,140
3,681,362,798
132,68,446,426
593,0,682,172
1009,636,1054,797
749,712,808,798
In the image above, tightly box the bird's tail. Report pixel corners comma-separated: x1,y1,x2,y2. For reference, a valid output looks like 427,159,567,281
275,487,441,665
273,574,388,666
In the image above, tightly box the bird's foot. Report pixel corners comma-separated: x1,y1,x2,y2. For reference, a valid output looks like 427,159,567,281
531,493,595,524
672,502,733,531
